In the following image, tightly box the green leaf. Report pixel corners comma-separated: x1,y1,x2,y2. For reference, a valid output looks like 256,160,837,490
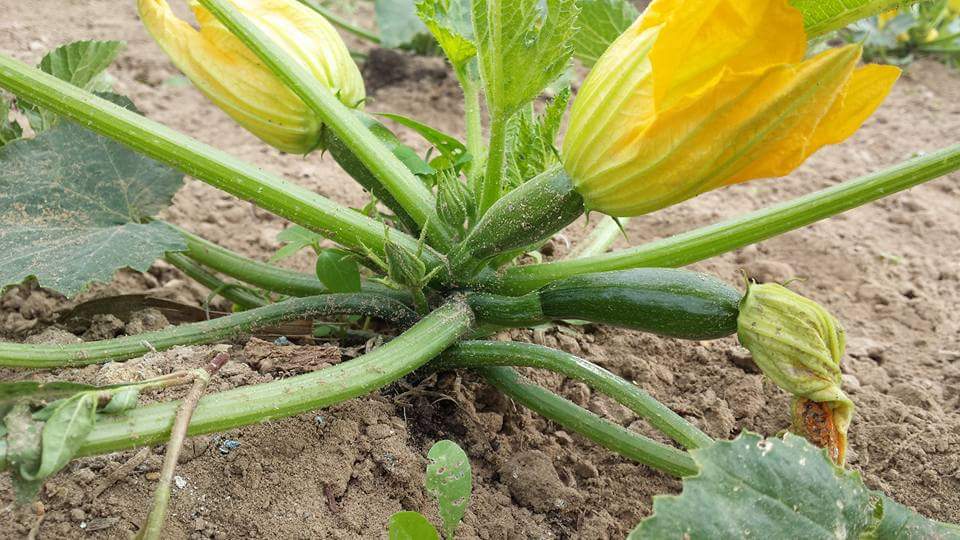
0,116,186,296
417,0,477,68
4,403,44,502
0,98,23,146
0,381,100,405
866,493,960,539
270,225,324,263
26,40,124,132
388,511,440,540
100,387,140,414
26,393,98,481
505,87,569,189
376,0,431,48
573,0,638,66
630,433,875,539
425,440,472,539
315,248,362,293
359,112,436,177
379,112,470,168
473,0,578,115
793,0,915,37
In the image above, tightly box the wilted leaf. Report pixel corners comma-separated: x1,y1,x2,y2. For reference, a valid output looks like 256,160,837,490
4,403,44,502
630,433,874,538
388,511,440,540
425,440,472,539
573,0,638,66
28,392,98,481
100,387,140,414
417,0,477,69
473,0,578,115
270,225,323,263
315,248,362,293
0,115,185,296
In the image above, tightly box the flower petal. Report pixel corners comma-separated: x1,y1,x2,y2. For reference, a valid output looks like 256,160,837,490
638,0,807,106
808,64,901,153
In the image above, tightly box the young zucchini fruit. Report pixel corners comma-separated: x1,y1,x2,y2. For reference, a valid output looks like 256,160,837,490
468,268,742,340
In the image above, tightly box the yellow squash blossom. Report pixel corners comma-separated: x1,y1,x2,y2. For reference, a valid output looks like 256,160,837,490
138,0,365,154
562,0,901,217
951,0,960,14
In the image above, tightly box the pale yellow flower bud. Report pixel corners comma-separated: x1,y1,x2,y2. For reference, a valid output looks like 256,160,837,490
138,0,365,154
561,0,900,218
737,282,853,464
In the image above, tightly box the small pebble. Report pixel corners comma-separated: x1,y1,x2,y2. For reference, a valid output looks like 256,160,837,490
217,439,241,455
174,475,188,489
145,472,160,481
273,336,292,346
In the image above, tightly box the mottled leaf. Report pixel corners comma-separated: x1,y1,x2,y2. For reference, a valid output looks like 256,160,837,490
630,433,874,539
4,403,44,502
473,0,578,115
573,0,638,66
0,117,186,296
388,511,440,540
425,440,472,539
866,493,960,539
315,248,361,293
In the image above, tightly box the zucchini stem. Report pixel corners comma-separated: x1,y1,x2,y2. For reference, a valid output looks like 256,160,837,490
474,366,698,478
438,341,713,450
0,294,417,368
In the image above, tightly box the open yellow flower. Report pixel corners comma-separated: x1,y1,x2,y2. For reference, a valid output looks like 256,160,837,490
138,0,365,154
562,0,901,217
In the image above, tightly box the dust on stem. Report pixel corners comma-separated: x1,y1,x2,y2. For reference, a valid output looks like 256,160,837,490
136,352,229,540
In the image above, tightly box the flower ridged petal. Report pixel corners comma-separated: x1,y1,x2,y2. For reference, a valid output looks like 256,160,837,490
562,0,901,218
138,0,364,154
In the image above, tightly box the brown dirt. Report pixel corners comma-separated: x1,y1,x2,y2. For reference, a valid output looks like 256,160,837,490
2,1,960,538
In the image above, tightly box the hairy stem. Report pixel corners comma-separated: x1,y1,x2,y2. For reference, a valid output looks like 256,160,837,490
438,341,712,450
457,68,485,193
138,354,227,540
73,302,473,457
478,110,509,217
198,0,453,250
0,53,436,269
0,294,416,368
477,366,697,477
496,143,960,294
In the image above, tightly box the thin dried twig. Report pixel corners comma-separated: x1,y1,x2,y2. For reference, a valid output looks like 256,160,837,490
136,353,229,540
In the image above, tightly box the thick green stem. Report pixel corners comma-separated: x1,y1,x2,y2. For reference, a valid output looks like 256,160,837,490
478,110,509,216
458,69,485,192
198,0,453,251
172,224,409,303
164,252,266,310
0,294,416,368
566,216,629,259
0,53,434,269
477,367,697,477
438,341,712,450
296,0,382,44
496,144,960,294
70,302,473,458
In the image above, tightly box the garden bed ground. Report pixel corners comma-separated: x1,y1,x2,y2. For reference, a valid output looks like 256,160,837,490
1,1,959,538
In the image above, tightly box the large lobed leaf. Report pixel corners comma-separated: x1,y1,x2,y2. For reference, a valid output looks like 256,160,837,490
0,102,185,296
630,432,959,539
376,0,432,49
472,0,578,115
417,0,477,70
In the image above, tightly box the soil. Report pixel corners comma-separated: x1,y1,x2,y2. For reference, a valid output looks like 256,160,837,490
2,1,960,538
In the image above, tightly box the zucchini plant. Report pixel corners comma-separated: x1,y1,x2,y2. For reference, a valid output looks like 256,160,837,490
1,0,958,536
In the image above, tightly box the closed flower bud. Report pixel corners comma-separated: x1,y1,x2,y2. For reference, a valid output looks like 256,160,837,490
385,240,427,290
138,0,365,154
737,282,852,464
561,0,900,217
436,171,473,233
